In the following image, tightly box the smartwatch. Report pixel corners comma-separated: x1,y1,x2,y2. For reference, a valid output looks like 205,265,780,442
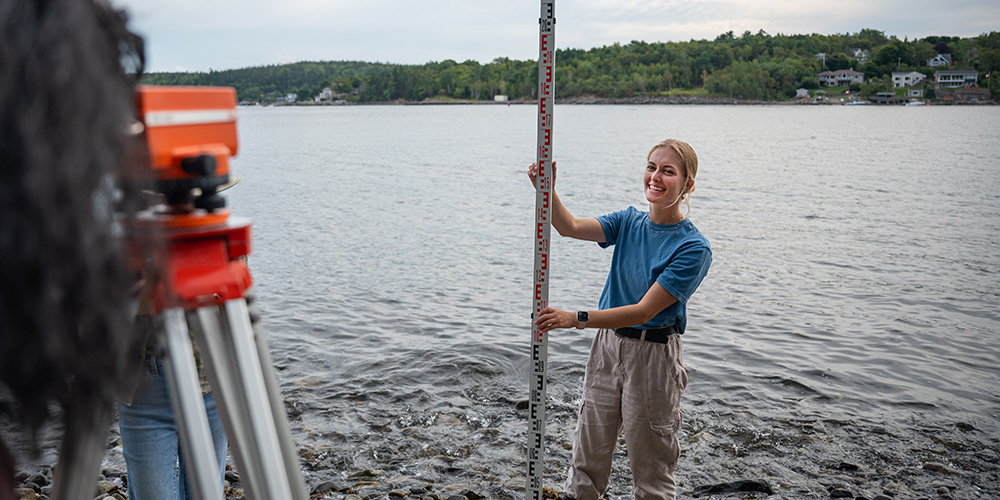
576,311,589,329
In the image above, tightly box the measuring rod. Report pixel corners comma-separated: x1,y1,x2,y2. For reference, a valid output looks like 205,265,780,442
528,1,554,499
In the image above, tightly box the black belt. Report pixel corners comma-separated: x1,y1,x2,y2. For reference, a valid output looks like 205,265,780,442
615,325,679,343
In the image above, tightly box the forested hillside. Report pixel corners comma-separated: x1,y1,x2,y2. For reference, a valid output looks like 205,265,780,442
142,29,1000,103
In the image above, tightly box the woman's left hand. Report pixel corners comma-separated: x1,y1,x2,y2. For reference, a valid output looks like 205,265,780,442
534,307,575,332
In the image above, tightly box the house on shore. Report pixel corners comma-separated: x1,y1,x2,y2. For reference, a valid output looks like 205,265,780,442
934,69,978,89
892,71,926,88
818,69,864,87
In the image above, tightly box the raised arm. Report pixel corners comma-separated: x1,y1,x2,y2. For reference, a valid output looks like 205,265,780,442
527,161,605,243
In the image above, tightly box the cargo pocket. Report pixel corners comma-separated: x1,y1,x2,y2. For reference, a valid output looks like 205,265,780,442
647,343,685,438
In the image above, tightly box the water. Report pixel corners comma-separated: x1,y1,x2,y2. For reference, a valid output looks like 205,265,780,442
219,104,1000,498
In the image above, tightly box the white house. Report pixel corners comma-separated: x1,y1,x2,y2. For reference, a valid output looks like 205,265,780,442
818,69,864,87
892,71,926,88
934,69,978,88
850,48,869,63
795,88,810,99
928,53,952,67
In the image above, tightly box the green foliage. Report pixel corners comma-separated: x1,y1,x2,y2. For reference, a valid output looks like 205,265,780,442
141,30,1000,103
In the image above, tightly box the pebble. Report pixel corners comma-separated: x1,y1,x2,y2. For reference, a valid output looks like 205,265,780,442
389,489,410,498
310,480,343,494
830,488,853,498
693,479,773,497
460,488,484,500
27,474,48,487
349,469,386,478
922,462,956,474
97,481,117,495
873,495,894,500
14,488,38,500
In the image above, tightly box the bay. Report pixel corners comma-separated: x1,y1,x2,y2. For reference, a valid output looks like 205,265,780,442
223,104,1000,498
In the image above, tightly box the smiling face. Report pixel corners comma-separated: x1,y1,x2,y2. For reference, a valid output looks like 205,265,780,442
644,146,693,209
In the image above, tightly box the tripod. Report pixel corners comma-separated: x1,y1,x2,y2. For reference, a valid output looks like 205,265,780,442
141,208,307,500
48,85,306,500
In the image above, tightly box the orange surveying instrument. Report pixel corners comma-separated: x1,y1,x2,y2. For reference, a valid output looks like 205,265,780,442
56,86,307,500
132,85,307,500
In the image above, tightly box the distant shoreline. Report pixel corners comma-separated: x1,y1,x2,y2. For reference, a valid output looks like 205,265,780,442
255,95,994,107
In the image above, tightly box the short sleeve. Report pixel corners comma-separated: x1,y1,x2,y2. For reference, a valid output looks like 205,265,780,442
596,207,633,248
656,240,712,304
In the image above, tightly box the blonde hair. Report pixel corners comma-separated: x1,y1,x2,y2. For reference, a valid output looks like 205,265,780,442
647,139,699,214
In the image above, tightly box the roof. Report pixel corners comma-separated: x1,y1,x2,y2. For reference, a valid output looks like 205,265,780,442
819,69,863,77
934,69,978,76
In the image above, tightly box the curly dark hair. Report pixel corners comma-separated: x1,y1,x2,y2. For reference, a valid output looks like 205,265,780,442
0,0,147,486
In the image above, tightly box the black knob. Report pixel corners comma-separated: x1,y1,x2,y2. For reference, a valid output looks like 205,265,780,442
181,155,217,176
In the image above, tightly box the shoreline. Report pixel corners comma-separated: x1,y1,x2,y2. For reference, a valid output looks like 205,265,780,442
256,95,995,107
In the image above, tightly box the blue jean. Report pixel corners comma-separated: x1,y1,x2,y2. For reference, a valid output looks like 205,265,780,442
118,356,228,500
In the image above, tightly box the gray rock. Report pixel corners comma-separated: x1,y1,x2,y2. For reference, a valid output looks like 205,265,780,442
310,481,343,494
693,479,774,497
27,474,48,487
922,462,956,474
96,481,118,495
460,489,484,500
389,489,411,498
14,488,38,500
349,469,385,478
830,488,852,498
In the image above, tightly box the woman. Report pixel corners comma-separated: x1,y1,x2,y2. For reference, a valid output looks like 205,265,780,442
529,139,712,500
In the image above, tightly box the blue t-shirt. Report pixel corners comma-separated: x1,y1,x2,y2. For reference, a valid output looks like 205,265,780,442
596,206,712,334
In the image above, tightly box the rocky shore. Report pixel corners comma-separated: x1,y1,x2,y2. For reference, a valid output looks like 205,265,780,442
8,401,997,500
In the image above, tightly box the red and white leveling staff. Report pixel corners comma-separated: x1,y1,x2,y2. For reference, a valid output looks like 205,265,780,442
528,1,555,499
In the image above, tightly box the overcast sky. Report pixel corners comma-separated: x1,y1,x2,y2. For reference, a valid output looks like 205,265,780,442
109,0,1000,73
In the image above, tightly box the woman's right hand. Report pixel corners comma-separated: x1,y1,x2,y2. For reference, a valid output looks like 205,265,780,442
526,161,556,188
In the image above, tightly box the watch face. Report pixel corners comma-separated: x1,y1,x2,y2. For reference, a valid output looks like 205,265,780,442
577,311,589,322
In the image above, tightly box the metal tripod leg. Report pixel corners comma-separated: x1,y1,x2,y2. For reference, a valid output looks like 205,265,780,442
161,307,224,500
243,298,310,500
188,299,304,500
51,399,111,500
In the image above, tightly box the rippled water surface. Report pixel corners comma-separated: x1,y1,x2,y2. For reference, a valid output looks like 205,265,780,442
221,104,1000,498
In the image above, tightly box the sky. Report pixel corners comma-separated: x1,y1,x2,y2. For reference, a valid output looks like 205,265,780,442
109,0,1000,73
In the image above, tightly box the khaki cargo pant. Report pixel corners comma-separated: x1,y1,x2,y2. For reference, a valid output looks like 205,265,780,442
564,328,688,500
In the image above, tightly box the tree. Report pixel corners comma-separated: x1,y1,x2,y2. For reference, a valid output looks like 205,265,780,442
933,41,953,54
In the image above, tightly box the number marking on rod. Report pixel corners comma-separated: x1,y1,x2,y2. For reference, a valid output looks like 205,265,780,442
528,1,554,500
